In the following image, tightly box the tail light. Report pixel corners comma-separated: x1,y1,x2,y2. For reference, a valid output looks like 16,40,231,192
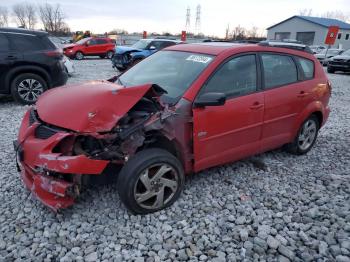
45,49,63,58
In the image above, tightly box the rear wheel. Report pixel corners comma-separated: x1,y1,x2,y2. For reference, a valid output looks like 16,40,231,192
75,51,84,60
117,148,185,214
285,115,319,155
106,51,114,59
11,73,48,105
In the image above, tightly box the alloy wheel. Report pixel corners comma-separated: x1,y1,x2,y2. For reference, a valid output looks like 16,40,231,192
133,163,179,210
298,119,317,151
17,79,44,103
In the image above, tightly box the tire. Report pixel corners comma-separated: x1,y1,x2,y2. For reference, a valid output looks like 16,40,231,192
285,115,320,155
106,51,114,59
327,66,335,73
116,66,125,72
75,51,84,60
117,148,185,214
11,73,48,105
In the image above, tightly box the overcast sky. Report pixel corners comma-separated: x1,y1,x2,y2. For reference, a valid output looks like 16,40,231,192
2,0,350,37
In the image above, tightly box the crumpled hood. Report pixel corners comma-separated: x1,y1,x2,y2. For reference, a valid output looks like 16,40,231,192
63,43,78,49
36,81,161,133
115,45,142,54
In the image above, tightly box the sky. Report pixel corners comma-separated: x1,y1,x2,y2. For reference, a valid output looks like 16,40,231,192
1,0,350,37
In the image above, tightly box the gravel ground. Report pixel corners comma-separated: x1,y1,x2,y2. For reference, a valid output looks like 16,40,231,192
0,59,349,262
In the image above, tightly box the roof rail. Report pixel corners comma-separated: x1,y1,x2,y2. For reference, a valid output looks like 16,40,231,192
259,40,313,54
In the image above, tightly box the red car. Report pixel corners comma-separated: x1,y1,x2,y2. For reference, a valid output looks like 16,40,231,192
15,42,331,214
63,37,115,60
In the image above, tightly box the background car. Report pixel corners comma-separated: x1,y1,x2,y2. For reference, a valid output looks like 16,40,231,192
63,37,115,60
63,55,75,76
310,45,326,54
315,48,343,65
0,28,68,105
327,49,350,73
111,38,180,71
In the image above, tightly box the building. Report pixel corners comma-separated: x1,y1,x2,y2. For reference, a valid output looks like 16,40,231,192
267,16,350,49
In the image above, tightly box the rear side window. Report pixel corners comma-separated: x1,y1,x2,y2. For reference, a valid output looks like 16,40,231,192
0,33,10,52
261,54,298,89
202,54,257,98
9,34,45,51
297,57,314,80
96,39,107,44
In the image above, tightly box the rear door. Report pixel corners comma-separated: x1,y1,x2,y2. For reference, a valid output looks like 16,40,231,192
0,33,11,92
84,38,99,54
193,54,264,172
259,53,306,151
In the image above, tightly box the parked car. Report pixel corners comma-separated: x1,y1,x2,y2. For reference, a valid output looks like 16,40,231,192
309,45,326,54
111,38,180,71
0,28,68,105
315,49,343,65
327,49,350,73
63,37,115,60
63,55,75,76
15,41,331,214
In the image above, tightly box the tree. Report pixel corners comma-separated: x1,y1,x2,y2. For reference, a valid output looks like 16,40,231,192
247,26,259,38
0,6,8,27
108,28,128,35
298,9,313,16
13,2,37,29
38,3,69,35
321,10,350,22
231,25,246,40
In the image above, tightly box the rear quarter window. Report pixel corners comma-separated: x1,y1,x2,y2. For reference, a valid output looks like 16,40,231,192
9,34,45,52
297,57,314,80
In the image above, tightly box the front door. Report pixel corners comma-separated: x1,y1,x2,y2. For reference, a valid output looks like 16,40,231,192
193,54,264,172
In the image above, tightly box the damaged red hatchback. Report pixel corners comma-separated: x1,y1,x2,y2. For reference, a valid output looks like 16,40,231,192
15,42,331,214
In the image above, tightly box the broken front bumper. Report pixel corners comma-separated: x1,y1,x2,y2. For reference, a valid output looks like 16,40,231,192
15,108,109,211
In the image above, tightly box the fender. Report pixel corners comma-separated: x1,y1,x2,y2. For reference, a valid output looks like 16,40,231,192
292,101,325,138
5,65,52,92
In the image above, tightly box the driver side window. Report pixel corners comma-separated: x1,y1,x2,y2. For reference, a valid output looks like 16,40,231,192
201,55,257,98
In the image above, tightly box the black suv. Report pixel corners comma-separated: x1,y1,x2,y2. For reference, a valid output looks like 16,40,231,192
0,28,68,104
327,49,350,73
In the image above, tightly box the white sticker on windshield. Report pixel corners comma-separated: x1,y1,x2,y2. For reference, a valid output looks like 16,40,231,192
186,55,212,63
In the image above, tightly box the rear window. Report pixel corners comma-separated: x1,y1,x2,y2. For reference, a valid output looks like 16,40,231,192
9,33,45,51
0,33,9,52
297,57,314,80
261,54,298,89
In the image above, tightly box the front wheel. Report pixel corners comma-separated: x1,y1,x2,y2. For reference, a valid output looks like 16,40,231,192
285,115,319,155
117,148,185,214
75,51,84,60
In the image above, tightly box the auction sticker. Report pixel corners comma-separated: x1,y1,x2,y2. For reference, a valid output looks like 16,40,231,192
186,55,212,63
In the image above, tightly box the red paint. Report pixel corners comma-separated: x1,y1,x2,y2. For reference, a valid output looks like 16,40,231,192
181,31,186,41
325,26,339,45
16,43,331,210
143,31,147,39
63,37,114,58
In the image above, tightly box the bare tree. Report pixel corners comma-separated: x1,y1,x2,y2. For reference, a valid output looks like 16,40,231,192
13,2,37,29
231,25,246,40
298,9,313,16
247,26,259,38
321,10,350,22
0,6,8,27
38,3,68,35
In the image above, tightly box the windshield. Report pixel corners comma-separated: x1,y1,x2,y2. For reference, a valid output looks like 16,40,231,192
320,49,341,55
132,39,152,49
76,38,90,45
342,49,350,56
118,51,214,104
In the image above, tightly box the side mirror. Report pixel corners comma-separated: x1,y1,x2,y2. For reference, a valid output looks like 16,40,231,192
194,92,226,108
149,46,156,50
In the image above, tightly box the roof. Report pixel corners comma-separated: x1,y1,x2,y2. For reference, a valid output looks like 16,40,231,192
267,15,350,30
166,42,245,55
0,27,48,36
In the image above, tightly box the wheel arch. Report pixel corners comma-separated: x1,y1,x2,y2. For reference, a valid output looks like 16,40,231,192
5,65,51,92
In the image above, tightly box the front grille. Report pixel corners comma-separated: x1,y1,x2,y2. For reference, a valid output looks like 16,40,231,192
35,125,58,139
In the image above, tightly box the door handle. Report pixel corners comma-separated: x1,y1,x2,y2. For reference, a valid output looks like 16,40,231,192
250,102,264,110
297,91,309,98
6,55,17,61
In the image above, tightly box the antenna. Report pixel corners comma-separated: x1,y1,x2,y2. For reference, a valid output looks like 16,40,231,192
185,6,191,33
195,4,201,35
